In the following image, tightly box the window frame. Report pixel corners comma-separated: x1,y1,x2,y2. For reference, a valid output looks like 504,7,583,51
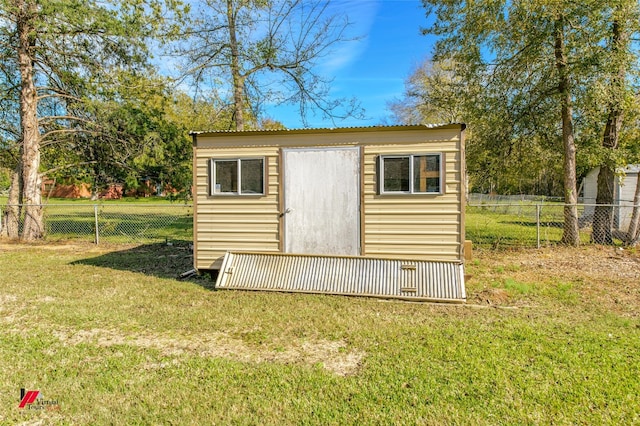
210,157,266,196
378,153,444,195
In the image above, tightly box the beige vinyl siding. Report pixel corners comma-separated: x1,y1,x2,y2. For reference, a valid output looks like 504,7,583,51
194,146,280,269
193,124,465,269
363,137,463,262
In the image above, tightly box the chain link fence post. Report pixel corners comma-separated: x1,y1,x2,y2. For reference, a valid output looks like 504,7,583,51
94,204,99,244
536,204,541,249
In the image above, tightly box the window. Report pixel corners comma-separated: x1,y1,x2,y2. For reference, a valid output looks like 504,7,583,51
211,158,265,195
379,154,442,194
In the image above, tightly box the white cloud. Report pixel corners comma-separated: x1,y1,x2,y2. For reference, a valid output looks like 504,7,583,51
317,0,382,75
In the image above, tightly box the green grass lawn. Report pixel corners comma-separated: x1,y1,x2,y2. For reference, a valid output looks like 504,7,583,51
466,204,596,248
0,242,638,424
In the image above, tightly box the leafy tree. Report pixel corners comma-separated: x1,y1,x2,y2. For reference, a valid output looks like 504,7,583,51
165,91,238,133
590,1,639,244
258,117,287,130
0,29,22,237
40,73,199,200
388,59,466,125
388,59,566,196
419,0,640,246
0,0,185,239
618,96,640,245
0,167,9,190
178,0,362,130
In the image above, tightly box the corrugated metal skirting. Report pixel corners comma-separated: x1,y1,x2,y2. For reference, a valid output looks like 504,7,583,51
215,252,466,302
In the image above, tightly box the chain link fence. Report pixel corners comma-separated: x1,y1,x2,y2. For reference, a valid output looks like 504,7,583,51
468,193,565,204
0,203,193,243
1,200,639,248
467,200,640,248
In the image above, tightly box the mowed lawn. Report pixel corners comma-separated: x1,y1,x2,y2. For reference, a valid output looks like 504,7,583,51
0,242,639,424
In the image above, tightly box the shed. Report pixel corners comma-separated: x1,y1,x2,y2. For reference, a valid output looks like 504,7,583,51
582,165,640,231
191,124,467,302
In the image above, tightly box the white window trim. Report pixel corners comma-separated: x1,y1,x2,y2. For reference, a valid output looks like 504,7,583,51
210,157,266,196
379,153,443,195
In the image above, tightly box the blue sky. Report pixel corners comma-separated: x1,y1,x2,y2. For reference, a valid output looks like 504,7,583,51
268,0,436,129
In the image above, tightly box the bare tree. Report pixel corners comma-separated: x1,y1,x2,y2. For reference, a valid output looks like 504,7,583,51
180,0,362,130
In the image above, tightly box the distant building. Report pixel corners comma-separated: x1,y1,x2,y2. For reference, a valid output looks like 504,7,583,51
582,165,640,231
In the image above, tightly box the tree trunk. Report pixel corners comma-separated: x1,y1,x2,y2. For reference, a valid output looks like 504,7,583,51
555,17,579,246
592,166,615,244
626,171,640,245
0,162,23,239
592,14,626,245
227,0,245,131
592,109,623,244
17,0,44,241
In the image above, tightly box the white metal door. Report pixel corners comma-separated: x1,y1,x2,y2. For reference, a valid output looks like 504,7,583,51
283,147,360,255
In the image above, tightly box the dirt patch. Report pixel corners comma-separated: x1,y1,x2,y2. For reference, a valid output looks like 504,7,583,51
0,294,25,325
51,327,363,377
0,239,131,254
474,288,511,305
511,246,640,280
0,294,18,303
469,246,640,315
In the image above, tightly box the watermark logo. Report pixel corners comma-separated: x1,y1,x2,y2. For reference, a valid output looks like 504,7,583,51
19,388,59,411
18,389,39,408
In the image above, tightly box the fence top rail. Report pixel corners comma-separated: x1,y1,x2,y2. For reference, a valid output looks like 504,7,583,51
3,202,638,208
1,203,193,207
468,203,640,208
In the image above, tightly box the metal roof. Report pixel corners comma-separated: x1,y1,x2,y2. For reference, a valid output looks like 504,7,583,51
216,251,466,303
190,123,465,137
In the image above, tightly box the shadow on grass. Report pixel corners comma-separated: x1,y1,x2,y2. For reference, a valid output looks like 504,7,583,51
71,241,215,288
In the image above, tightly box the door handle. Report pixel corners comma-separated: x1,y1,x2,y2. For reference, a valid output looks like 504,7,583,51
279,208,292,217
